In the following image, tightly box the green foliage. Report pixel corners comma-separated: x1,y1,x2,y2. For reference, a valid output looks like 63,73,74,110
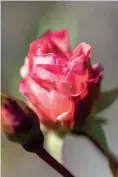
96,87,118,114
94,116,108,125
82,119,108,151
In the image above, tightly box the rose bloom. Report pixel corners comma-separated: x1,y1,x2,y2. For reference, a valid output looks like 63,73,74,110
19,29,103,130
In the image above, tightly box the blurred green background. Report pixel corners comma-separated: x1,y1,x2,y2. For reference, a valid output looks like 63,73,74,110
1,2,118,177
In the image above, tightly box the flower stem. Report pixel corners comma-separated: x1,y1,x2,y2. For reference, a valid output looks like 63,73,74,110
36,148,75,177
78,131,118,168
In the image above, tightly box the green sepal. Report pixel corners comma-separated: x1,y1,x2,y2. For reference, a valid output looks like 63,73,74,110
96,87,118,113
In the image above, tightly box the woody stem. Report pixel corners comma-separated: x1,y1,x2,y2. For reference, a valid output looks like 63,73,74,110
36,148,75,177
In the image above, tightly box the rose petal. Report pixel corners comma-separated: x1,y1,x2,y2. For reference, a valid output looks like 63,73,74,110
19,77,57,123
27,101,56,129
68,55,91,75
49,90,74,123
72,42,92,59
50,29,72,59
89,63,104,83
30,75,57,92
92,62,104,75
35,64,63,82
20,57,29,78
28,29,72,60
28,30,51,56
74,82,100,127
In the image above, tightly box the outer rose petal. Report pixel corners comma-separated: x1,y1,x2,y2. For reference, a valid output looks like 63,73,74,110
20,57,29,78
57,77,88,98
68,55,91,75
87,62,104,85
50,29,72,59
28,30,51,56
74,82,100,127
31,54,63,73
92,63,104,79
72,42,92,60
73,64,103,127
28,29,72,60
21,54,65,82
49,90,73,117
20,77,53,113
27,101,56,129
19,77,74,129
19,77,57,128
30,75,57,92
35,64,63,82
69,47,94,83
33,54,59,65
56,66,88,97
56,98,75,129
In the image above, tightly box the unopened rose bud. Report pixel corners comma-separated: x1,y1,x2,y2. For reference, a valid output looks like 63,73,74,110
1,93,44,152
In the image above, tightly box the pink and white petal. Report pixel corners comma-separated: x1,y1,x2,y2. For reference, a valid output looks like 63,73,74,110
20,57,29,78
19,78,40,105
28,30,51,55
56,81,74,96
27,100,56,128
35,64,63,82
72,74,88,99
31,75,57,92
20,77,57,123
31,54,64,73
92,63,104,74
51,30,69,51
37,63,64,77
57,107,75,129
72,42,92,59
32,54,59,67
58,69,87,97
51,30,68,42
89,63,104,83
68,55,90,75
50,29,72,59
27,77,51,109
49,90,74,122
27,81,74,124
20,65,29,78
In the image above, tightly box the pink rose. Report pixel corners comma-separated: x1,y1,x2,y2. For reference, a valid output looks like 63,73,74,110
19,29,103,130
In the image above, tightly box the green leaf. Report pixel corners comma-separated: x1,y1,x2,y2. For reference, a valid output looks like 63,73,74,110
96,87,118,113
72,119,118,177
84,119,108,150
94,116,108,125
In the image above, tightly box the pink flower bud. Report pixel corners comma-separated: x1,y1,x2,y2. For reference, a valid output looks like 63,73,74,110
1,93,44,148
